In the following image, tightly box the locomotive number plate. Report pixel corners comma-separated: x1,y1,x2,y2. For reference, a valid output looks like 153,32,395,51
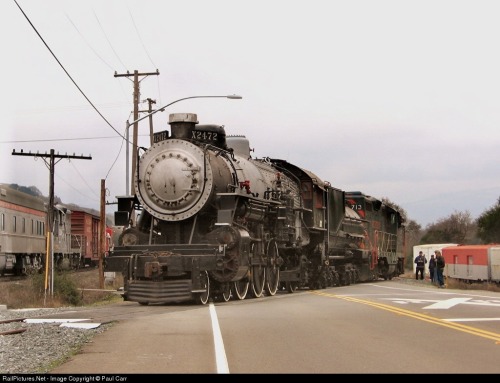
153,130,169,143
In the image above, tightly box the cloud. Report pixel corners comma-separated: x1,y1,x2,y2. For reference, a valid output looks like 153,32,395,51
2,0,500,227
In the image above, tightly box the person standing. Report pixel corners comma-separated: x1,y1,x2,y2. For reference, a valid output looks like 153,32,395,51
428,254,436,283
414,251,427,280
435,250,446,288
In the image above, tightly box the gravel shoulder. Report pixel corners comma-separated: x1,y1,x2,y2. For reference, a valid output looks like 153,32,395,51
0,306,113,374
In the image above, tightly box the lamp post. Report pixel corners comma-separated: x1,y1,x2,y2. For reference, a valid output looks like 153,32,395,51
125,94,242,195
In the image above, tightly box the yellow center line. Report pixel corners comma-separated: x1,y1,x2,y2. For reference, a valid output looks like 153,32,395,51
311,291,500,344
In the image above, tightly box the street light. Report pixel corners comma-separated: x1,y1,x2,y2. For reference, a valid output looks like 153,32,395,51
125,94,242,195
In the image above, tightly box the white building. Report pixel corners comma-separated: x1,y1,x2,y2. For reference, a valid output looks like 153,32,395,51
412,244,458,275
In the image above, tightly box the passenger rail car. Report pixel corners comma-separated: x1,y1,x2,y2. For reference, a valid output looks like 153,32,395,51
0,185,47,275
0,184,113,275
105,112,406,305
442,244,500,284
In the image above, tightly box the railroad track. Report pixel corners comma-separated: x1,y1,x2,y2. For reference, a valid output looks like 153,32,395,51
0,266,98,282
0,274,27,283
0,317,27,336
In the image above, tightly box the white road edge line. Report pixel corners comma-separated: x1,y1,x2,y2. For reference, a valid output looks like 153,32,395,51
209,303,230,374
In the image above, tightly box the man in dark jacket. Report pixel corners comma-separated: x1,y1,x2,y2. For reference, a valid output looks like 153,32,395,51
429,254,437,283
414,251,427,280
435,250,446,288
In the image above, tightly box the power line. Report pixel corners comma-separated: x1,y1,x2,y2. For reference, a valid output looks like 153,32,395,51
13,0,125,140
65,11,115,72
127,5,157,69
1,136,121,144
93,9,127,72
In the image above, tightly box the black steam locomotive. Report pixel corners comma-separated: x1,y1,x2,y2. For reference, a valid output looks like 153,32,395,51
105,113,406,304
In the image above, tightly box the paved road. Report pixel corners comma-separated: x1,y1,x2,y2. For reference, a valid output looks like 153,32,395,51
46,278,500,374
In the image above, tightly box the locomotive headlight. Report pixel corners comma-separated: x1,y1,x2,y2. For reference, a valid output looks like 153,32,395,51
218,230,237,249
206,227,240,250
216,257,225,269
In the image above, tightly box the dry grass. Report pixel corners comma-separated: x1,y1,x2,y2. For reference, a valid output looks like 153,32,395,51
0,268,124,309
3,269,498,310
400,271,500,292
445,277,500,292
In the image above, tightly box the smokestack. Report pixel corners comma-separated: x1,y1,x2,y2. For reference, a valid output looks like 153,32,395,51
168,113,198,139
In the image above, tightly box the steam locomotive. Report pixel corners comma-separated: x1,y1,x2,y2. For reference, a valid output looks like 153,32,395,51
105,113,406,304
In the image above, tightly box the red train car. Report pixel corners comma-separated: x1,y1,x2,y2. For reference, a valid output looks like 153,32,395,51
70,209,101,267
442,244,500,283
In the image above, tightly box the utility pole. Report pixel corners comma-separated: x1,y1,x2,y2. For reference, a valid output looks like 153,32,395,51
12,149,92,297
140,98,157,145
114,69,159,193
99,179,106,289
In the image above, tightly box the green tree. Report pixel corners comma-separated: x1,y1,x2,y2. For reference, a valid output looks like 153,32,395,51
476,197,500,243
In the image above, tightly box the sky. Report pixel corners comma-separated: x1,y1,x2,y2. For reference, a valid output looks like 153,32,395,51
2,0,500,228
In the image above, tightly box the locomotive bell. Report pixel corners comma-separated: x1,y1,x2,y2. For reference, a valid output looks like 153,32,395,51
169,113,198,139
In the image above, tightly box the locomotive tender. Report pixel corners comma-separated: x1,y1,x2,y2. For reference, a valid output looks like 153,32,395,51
105,113,406,304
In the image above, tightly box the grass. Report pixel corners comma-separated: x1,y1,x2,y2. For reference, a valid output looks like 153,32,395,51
0,268,124,309
400,271,500,292
445,277,500,292
2,269,498,310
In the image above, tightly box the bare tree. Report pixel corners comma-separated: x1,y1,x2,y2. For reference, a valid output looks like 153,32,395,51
381,197,422,270
421,210,475,244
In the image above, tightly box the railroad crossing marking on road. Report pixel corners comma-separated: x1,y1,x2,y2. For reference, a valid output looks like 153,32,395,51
386,297,500,309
